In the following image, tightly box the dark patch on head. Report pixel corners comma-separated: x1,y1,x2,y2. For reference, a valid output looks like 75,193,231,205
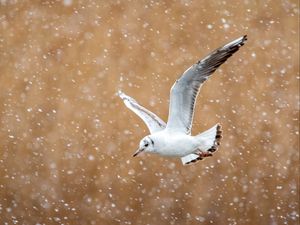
149,137,154,145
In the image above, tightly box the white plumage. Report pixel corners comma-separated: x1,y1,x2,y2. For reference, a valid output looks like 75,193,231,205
119,35,247,165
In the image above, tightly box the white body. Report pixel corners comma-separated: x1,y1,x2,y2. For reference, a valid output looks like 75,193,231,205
150,130,199,157
150,126,219,157
119,35,247,165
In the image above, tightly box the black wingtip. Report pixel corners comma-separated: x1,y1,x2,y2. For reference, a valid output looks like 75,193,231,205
240,35,248,45
235,35,248,46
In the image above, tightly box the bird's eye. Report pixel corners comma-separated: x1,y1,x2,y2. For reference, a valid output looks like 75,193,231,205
145,143,149,147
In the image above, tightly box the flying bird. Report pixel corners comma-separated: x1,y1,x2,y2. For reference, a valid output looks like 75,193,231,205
119,35,247,165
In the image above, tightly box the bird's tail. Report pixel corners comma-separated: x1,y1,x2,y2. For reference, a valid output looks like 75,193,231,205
181,124,222,165
197,123,222,152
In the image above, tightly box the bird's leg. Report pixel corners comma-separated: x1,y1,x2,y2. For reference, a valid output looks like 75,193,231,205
195,150,213,158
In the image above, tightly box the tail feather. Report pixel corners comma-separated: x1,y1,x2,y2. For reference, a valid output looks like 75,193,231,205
196,123,222,152
181,153,202,165
181,124,222,165
207,124,222,152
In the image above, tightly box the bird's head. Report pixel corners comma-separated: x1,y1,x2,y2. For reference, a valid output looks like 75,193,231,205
133,136,155,157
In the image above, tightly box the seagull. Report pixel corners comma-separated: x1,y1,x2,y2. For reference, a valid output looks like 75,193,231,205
118,35,247,165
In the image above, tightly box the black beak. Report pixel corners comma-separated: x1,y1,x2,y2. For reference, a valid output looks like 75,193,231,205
133,148,144,157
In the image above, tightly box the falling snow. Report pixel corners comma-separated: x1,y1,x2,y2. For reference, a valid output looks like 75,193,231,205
0,1,299,225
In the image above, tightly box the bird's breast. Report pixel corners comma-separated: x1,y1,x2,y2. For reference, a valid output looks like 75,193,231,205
154,132,197,157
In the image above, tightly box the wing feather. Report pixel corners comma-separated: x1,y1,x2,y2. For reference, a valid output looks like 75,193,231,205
118,91,166,134
166,35,247,133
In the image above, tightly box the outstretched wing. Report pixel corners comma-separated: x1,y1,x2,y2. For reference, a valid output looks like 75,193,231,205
166,35,247,134
118,91,166,134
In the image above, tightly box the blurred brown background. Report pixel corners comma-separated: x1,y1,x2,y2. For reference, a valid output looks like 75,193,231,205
0,0,299,224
